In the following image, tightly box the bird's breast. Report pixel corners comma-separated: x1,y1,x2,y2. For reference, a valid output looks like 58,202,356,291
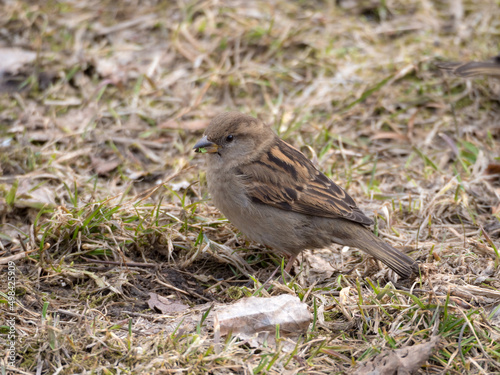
206,168,252,217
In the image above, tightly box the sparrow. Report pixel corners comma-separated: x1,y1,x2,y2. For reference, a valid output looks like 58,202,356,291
193,112,419,278
437,54,500,78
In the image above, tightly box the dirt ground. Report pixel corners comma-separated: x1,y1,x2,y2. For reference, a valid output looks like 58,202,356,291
0,0,499,374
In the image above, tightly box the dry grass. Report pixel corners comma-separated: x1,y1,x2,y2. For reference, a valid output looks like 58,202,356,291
1,0,500,373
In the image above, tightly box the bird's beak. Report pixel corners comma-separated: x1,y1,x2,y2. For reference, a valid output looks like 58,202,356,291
193,135,219,153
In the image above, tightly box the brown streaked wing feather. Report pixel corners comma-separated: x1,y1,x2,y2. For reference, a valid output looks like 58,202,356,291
437,56,500,78
238,138,374,226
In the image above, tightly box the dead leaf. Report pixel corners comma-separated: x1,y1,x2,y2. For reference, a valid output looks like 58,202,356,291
197,237,255,274
299,250,337,283
148,293,189,314
91,156,120,176
14,179,57,209
0,48,36,74
486,163,500,179
355,336,440,375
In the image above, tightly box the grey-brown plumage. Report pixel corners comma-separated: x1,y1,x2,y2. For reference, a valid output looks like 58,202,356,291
437,55,500,78
194,112,419,278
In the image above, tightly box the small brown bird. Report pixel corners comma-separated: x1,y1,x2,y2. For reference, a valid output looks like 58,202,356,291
437,54,500,78
194,112,418,278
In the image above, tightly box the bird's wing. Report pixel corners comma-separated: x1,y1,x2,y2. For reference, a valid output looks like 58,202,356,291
437,55,500,78
237,138,374,226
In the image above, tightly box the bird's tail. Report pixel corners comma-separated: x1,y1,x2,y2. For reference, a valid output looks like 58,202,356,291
336,222,419,278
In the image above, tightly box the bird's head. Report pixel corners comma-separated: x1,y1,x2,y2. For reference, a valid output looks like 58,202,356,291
193,111,274,165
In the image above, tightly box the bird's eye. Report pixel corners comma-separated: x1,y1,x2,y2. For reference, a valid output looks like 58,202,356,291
226,135,234,142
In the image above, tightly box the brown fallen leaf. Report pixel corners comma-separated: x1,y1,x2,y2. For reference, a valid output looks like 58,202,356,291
449,297,474,309
354,336,440,375
90,156,120,176
486,163,500,177
148,293,189,314
300,250,337,283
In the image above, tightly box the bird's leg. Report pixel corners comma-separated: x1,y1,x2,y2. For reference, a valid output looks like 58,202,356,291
261,265,281,288
261,253,299,288
284,253,298,273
